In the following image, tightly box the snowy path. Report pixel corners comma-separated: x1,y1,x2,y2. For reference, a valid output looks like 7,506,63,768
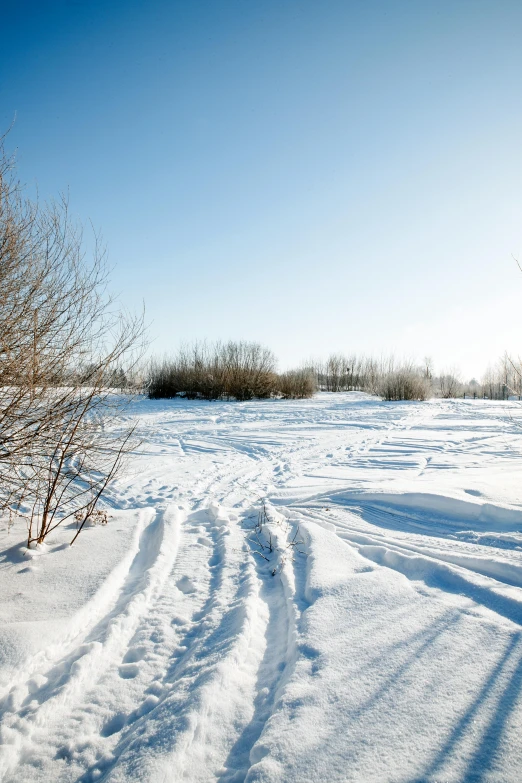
2,394,522,781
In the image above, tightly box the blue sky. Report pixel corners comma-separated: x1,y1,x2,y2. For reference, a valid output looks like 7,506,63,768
3,0,522,378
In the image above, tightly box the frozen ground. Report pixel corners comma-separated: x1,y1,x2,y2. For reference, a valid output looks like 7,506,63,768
2,393,522,782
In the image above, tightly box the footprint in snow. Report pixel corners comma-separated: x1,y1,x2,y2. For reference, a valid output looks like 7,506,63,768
171,614,190,626
101,712,127,737
122,646,146,664
146,680,164,696
118,663,140,679
299,643,320,659
27,674,48,697
176,575,196,594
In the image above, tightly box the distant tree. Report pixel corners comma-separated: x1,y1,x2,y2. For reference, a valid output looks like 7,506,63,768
438,370,462,399
148,341,278,401
277,369,316,399
379,364,431,401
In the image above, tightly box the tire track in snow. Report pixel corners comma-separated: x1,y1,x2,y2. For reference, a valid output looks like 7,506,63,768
102,400,442,781
71,502,267,783
0,509,155,701
91,502,306,783
68,504,233,782
217,507,304,783
6,394,522,781
268,401,443,506
0,506,183,782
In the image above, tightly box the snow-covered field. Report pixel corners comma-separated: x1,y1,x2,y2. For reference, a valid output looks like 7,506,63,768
2,393,522,782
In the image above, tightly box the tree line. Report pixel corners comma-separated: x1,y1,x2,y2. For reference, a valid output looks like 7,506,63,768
147,350,522,402
147,350,432,401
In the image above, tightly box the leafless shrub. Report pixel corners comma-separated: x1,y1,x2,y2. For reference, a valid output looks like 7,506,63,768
243,499,304,575
379,364,431,401
148,341,278,401
0,133,144,546
220,341,277,400
437,370,462,399
75,508,110,527
276,368,316,399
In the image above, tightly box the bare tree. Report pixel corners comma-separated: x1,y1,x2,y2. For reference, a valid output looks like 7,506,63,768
438,369,462,399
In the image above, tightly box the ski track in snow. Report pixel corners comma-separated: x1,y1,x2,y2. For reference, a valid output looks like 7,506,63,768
2,394,522,781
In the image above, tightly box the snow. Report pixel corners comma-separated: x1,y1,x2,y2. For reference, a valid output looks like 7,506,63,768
1,393,522,781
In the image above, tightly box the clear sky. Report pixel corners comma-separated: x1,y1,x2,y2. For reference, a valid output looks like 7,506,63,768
2,0,522,379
